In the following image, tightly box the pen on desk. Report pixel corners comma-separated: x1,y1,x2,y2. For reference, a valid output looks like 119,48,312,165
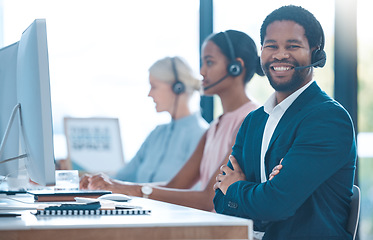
0,213,21,217
115,205,142,210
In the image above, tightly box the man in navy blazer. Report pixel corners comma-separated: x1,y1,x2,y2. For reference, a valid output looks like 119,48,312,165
213,5,357,240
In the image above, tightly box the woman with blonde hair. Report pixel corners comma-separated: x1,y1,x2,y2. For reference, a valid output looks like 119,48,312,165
82,56,208,183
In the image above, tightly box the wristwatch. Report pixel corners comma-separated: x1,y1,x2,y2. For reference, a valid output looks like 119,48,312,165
141,185,153,198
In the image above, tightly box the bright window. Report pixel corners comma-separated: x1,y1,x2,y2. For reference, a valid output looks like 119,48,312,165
0,0,200,161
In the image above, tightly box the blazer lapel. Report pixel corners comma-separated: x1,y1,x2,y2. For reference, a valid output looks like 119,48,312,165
265,82,322,171
252,109,269,182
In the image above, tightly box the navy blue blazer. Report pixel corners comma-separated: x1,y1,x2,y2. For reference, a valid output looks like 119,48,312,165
214,82,357,240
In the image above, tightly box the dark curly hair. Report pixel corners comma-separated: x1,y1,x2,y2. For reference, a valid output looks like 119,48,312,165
260,5,324,50
204,30,264,85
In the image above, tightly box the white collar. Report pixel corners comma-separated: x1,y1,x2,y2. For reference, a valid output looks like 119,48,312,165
264,80,315,115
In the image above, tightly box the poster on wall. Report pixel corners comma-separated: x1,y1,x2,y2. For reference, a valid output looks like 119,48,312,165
64,117,125,175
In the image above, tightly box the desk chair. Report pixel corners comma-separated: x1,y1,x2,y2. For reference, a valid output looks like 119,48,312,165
347,185,361,240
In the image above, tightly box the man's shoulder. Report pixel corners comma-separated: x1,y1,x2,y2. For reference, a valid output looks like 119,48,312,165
297,82,349,115
240,106,267,129
306,89,349,117
246,105,266,118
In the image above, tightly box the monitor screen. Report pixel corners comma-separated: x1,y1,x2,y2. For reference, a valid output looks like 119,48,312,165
0,19,55,188
0,43,20,181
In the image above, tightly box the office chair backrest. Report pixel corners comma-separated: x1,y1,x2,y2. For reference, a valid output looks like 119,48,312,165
347,185,361,240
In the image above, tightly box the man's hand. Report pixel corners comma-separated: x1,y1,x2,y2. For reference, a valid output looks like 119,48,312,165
213,155,246,195
269,158,283,180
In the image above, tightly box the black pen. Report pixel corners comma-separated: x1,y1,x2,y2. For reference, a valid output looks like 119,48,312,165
0,213,21,217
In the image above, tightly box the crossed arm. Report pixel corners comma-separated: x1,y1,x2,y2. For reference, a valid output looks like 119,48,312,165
213,155,282,195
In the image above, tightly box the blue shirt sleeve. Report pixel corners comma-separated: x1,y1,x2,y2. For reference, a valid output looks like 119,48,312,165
115,113,208,183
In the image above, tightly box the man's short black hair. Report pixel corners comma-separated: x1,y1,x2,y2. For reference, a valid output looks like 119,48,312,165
260,5,324,50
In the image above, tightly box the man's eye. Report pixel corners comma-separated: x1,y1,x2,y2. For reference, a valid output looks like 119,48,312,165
264,45,277,49
288,45,301,49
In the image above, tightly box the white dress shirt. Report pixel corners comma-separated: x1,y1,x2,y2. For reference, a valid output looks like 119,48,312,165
260,80,314,182
254,80,315,240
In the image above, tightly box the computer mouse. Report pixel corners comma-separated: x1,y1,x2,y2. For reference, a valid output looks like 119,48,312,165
97,193,131,202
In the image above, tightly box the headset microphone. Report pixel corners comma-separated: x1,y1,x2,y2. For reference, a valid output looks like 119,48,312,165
203,73,229,91
294,58,325,70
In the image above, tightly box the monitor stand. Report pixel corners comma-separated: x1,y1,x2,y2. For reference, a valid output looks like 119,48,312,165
0,104,27,164
0,104,30,191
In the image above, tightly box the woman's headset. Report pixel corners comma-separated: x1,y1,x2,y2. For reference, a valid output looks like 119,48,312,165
170,57,186,95
222,31,242,76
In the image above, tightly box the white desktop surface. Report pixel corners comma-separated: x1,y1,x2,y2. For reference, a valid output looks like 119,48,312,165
0,194,253,240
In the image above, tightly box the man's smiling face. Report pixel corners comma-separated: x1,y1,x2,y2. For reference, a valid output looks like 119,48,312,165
261,20,314,95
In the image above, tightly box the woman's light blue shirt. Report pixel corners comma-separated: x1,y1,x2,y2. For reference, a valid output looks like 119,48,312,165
114,113,208,183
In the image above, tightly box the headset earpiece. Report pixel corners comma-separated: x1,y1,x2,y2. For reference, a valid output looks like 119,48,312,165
310,22,326,68
172,81,185,95
227,60,242,76
170,57,185,95
311,48,326,68
223,31,242,76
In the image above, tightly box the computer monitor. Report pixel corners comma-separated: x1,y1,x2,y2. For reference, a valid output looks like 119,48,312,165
0,43,20,183
0,19,55,188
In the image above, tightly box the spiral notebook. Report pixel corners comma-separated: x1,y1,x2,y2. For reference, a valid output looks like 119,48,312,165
33,201,151,216
34,209,151,216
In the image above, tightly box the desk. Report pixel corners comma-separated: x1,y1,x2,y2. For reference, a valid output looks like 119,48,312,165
0,195,253,240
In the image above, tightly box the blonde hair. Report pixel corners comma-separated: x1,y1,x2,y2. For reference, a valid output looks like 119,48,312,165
148,56,201,94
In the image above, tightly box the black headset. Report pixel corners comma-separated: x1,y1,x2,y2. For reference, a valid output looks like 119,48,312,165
310,24,326,68
170,57,185,95
222,31,242,76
